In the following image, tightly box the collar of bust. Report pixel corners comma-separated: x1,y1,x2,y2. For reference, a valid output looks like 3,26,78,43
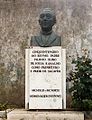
40,30,53,35
36,31,57,47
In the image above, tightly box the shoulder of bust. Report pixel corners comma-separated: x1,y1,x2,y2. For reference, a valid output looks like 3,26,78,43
31,35,41,40
52,32,60,37
30,35,41,46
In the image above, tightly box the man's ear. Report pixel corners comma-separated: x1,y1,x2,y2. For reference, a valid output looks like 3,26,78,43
52,18,56,26
39,19,41,25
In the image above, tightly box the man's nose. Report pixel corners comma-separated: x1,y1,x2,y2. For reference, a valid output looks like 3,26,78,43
43,15,47,20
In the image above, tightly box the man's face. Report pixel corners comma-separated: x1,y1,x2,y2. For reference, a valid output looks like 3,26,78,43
39,11,55,29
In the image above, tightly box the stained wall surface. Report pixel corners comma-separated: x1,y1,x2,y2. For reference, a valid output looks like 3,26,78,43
0,0,92,107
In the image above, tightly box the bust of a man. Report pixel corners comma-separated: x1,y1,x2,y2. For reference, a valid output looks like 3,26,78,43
30,8,61,47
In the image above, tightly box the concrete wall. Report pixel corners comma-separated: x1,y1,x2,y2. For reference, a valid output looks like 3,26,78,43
0,0,92,107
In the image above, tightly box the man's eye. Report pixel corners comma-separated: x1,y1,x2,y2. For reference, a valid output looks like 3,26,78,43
40,14,45,18
46,14,51,19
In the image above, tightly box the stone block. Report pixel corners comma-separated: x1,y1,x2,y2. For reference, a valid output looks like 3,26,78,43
7,109,84,120
0,111,6,118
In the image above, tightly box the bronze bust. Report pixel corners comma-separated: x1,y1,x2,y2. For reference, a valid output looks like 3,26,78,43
30,8,61,47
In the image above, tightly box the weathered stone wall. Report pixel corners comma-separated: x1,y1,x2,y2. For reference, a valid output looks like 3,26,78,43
0,0,92,107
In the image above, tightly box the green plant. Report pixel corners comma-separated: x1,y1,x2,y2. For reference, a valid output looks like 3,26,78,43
68,51,92,110
0,102,8,111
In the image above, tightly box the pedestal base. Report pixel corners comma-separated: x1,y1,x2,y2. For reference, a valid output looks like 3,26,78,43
7,109,84,120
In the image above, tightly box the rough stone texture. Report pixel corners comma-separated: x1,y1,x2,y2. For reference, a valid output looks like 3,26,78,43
7,109,84,120
0,111,6,118
0,117,5,120
0,0,92,106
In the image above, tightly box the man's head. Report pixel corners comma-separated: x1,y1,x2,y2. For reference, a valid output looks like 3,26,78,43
39,8,56,32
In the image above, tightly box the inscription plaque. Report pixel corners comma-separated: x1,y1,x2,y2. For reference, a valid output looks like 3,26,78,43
25,47,66,109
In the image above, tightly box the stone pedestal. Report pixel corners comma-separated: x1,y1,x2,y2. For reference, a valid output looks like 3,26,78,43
25,47,66,109
7,109,84,120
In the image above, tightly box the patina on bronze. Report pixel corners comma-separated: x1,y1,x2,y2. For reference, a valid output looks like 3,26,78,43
30,8,61,47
